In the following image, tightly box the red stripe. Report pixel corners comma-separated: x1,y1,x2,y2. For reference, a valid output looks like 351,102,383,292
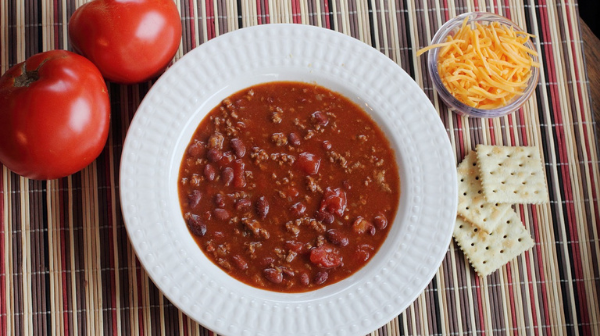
443,0,449,21
505,263,518,336
188,0,196,47
256,0,262,25
504,0,512,19
206,0,215,39
264,0,270,24
182,314,188,335
487,119,497,146
474,276,486,336
292,0,300,24
322,0,330,29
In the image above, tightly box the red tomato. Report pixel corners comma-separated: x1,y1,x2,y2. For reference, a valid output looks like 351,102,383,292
68,0,182,84
0,50,110,180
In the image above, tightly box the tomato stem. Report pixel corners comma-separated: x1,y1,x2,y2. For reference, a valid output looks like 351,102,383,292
14,63,40,88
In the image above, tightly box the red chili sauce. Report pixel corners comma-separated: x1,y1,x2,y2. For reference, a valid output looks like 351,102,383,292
178,82,400,292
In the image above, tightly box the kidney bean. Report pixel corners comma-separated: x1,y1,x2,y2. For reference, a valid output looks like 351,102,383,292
260,256,276,267
256,196,269,219
297,152,321,175
230,138,246,158
207,148,223,162
326,229,349,246
290,202,306,217
232,255,248,270
204,164,216,181
314,210,334,224
235,198,252,212
309,244,342,268
214,194,226,208
222,167,234,186
319,187,347,217
374,213,388,230
187,214,207,237
214,208,230,221
233,160,246,188
313,271,329,285
311,111,329,126
187,140,205,157
263,268,283,284
288,133,301,146
300,273,310,286
187,190,202,209
355,244,374,262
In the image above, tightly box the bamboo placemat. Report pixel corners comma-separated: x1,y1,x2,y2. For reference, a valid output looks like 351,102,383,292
1,0,599,335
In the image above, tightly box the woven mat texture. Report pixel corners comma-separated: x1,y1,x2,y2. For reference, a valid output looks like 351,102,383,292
1,0,600,335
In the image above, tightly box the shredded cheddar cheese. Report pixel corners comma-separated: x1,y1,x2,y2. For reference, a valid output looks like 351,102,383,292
418,18,540,109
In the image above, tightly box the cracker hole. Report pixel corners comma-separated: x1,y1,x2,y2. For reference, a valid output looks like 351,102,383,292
466,207,470,210
483,218,487,222
487,154,491,157
519,164,523,167
534,190,539,194
493,190,497,193
507,154,511,158
485,246,490,250
527,154,532,158
463,192,467,196
483,260,487,264
461,178,465,182
522,181,527,185
511,172,515,176
506,220,512,224
478,190,482,194
475,176,479,180
500,250,504,253
480,204,484,208
531,172,536,176
473,228,478,233
459,225,463,229
518,238,522,242
513,190,518,194
503,235,508,239
501,181,506,184
471,243,475,246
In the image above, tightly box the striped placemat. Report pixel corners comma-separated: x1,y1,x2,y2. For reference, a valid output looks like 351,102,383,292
1,0,599,335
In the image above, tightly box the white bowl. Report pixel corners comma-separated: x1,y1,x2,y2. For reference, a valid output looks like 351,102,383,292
120,24,457,336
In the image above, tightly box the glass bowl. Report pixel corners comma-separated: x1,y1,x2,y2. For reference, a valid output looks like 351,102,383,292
427,12,540,118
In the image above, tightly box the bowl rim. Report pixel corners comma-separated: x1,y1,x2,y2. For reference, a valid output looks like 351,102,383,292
426,11,540,118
